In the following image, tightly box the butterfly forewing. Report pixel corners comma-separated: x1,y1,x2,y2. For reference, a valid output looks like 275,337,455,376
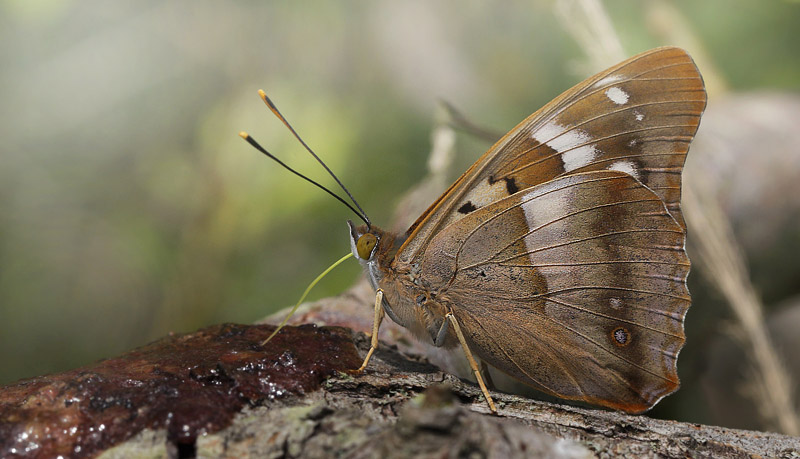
398,47,705,267
420,171,690,412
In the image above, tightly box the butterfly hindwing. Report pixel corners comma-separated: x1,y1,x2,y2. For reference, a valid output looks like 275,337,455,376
398,47,705,267
419,170,690,412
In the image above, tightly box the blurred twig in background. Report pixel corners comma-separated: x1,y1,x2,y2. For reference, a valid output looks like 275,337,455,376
554,0,799,436
684,179,799,435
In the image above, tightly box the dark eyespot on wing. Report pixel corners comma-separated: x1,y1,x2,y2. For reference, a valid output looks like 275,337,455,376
612,327,631,347
458,201,478,214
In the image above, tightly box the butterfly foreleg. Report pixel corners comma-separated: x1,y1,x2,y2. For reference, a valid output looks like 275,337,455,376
355,288,385,373
445,312,498,414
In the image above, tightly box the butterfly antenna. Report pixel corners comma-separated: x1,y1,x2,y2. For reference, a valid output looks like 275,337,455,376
258,90,371,227
239,132,369,226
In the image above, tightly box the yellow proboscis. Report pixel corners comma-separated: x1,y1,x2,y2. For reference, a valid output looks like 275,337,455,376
261,252,354,345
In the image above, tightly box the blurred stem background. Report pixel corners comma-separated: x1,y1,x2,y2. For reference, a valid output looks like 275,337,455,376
2,0,799,434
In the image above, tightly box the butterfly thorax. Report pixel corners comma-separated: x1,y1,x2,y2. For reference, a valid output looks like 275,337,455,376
348,221,453,347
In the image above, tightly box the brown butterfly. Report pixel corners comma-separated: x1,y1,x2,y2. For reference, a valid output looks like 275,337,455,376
243,46,706,414
347,47,705,414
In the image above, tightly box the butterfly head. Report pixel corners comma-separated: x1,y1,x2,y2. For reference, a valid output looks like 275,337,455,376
348,220,380,262
349,220,394,289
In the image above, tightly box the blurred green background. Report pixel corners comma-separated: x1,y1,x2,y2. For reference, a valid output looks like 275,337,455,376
2,0,799,432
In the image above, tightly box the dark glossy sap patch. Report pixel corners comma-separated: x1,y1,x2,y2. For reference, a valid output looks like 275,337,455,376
0,323,360,458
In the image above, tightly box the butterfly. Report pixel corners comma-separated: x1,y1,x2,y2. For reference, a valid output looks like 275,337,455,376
345,47,706,414
243,46,706,414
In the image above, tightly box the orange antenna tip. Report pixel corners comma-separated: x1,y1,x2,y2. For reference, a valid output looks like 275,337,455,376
259,91,279,114
238,131,250,139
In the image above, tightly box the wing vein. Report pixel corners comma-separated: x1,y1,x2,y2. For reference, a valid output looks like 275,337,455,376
538,299,679,383
459,309,586,397
543,296,684,339
456,175,635,265
497,227,683,266
509,124,698,178
502,259,690,268
506,99,702,167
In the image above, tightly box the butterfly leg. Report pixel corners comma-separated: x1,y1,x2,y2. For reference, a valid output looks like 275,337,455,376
445,312,498,414
355,288,385,373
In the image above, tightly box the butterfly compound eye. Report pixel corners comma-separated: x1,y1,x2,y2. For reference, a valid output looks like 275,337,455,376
356,233,378,260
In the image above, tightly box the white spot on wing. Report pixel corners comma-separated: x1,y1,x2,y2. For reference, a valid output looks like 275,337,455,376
610,298,622,309
633,110,644,121
562,143,598,172
532,122,598,173
608,160,639,180
605,87,629,105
